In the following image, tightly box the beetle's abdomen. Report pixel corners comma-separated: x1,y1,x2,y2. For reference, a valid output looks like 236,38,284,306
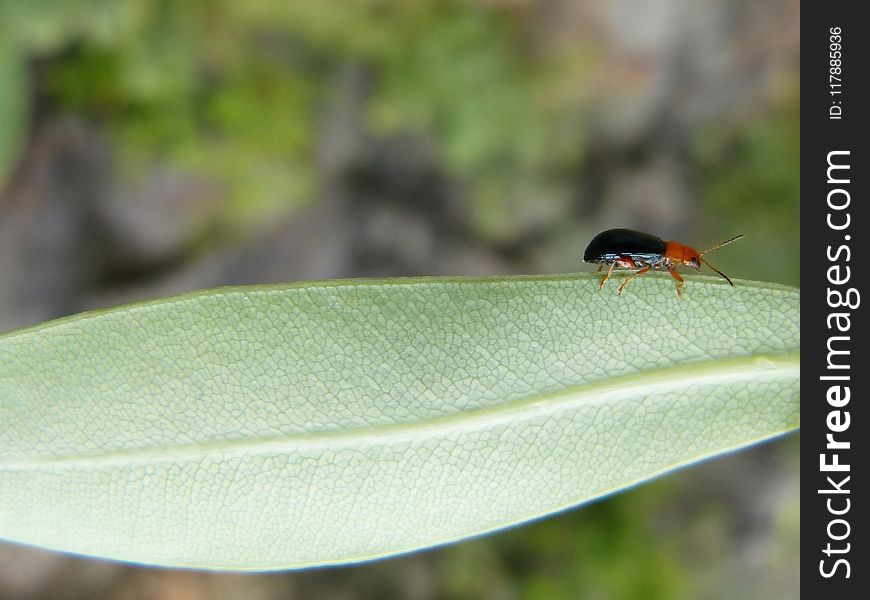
583,228,666,263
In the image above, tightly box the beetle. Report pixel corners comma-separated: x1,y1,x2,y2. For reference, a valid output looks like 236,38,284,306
583,228,743,298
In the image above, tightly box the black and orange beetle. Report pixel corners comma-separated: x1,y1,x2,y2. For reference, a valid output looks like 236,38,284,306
583,228,743,298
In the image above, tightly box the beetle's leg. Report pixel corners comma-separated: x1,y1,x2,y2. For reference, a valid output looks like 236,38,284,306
598,262,616,290
596,264,603,273
616,266,651,295
667,267,685,299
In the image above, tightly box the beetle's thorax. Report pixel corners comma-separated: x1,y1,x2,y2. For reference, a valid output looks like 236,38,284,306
663,241,700,266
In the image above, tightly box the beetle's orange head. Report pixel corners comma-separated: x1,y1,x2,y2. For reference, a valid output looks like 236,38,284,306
665,242,702,269
675,245,702,270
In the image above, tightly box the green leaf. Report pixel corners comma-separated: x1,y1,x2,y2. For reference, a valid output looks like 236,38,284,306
0,274,799,570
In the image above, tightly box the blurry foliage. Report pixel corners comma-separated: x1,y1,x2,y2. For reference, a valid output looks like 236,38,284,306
369,5,591,240
2,0,592,240
0,30,26,186
0,0,131,182
440,478,691,600
695,86,800,286
2,1,799,269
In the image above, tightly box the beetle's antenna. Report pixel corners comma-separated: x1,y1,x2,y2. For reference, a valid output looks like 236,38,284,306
699,234,744,256
700,257,734,286
697,234,742,286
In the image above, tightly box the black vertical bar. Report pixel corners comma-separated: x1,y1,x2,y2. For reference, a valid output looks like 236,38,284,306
802,3,868,596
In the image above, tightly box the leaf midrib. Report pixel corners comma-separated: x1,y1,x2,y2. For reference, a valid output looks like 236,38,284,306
1,353,799,470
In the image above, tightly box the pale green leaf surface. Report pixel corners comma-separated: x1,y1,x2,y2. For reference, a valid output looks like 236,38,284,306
0,274,799,570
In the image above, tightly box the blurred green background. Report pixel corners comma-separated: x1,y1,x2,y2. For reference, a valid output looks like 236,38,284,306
0,1,799,599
